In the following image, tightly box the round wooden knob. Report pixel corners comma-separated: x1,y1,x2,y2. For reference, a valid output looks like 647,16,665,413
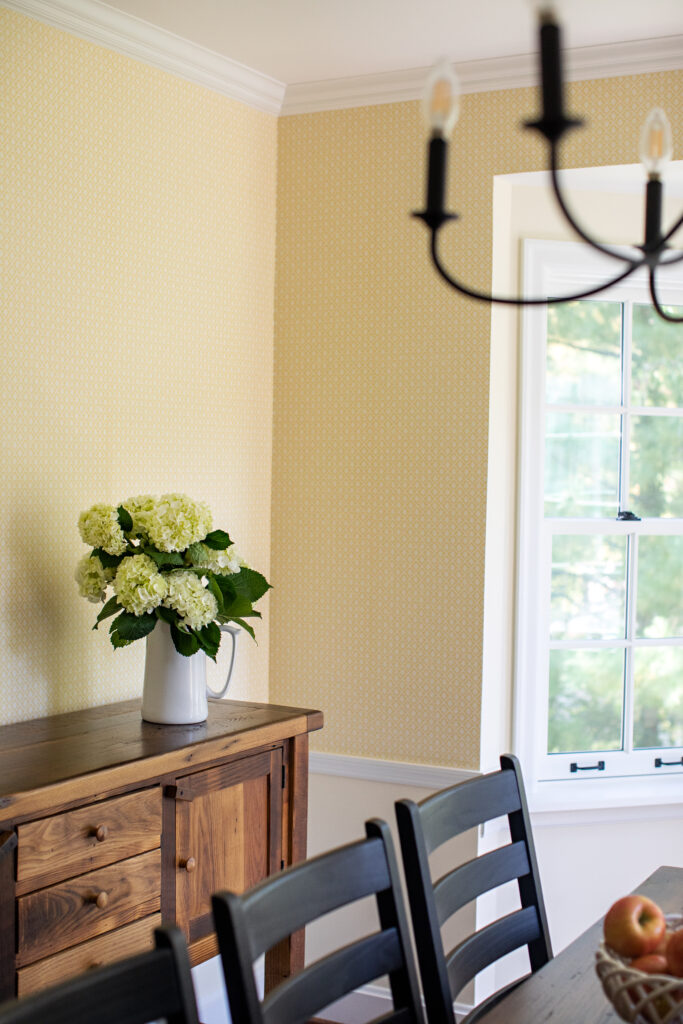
90,824,109,842
85,891,109,909
180,857,196,874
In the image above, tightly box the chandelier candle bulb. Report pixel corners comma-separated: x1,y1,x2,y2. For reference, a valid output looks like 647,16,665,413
639,108,673,177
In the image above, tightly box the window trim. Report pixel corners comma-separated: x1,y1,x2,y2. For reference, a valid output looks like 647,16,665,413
514,239,683,808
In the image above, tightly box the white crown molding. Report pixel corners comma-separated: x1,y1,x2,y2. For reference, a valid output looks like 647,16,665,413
4,0,681,116
2,0,285,115
282,35,683,115
308,750,478,790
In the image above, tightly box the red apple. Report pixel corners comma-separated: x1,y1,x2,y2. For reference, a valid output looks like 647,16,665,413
630,954,669,974
666,929,683,977
603,895,666,958
653,930,672,956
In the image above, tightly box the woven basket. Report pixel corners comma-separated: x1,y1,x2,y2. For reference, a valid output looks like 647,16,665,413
596,917,683,1024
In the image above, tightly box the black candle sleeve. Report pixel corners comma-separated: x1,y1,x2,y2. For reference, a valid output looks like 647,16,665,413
426,134,447,217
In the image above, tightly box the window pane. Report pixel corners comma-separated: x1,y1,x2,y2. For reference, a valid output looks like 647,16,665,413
546,300,622,406
633,647,683,748
636,536,683,638
545,412,620,516
631,303,683,408
630,415,683,517
548,649,624,753
550,535,627,640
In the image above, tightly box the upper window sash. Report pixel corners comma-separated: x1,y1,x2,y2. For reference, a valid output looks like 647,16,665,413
515,240,683,804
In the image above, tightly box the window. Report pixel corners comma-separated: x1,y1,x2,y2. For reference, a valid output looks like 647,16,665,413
515,240,683,796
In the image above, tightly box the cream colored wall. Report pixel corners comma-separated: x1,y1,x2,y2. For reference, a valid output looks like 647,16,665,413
272,69,683,770
0,9,277,722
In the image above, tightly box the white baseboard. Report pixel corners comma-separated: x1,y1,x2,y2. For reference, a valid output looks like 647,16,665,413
321,982,473,1024
309,751,478,791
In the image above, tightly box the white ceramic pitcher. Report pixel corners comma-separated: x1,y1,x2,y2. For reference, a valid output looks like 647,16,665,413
141,621,240,725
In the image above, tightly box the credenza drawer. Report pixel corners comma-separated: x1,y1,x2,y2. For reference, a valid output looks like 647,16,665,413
17,914,162,996
16,787,162,892
17,849,161,965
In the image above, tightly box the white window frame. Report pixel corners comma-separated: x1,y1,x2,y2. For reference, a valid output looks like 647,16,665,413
515,239,683,809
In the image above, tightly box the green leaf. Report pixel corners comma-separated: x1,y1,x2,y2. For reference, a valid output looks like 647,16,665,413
109,611,157,642
224,617,256,641
213,574,236,604
196,622,221,661
203,529,232,550
92,548,124,570
231,567,272,602
117,505,134,533
155,605,178,625
206,573,225,615
93,596,121,630
170,623,200,657
221,594,261,619
110,631,132,648
143,547,185,569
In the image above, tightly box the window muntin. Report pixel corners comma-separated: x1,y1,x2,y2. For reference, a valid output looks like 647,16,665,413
516,241,683,789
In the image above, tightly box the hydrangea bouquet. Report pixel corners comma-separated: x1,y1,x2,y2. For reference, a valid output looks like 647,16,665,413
75,493,271,659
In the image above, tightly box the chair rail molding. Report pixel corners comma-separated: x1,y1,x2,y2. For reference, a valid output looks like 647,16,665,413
308,750,478,790
2,0,286,114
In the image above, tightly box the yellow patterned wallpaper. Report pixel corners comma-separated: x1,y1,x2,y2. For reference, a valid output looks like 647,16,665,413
271,71,682,768
0,9,277,722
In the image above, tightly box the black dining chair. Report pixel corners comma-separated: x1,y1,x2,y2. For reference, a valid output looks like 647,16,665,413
0,926,200,1024
396,753,552,1024
212,818,424,1024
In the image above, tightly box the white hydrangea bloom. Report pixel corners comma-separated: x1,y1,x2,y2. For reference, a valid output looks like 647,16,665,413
113,554,167,616
192,543,245,576
78,504,127,556
163,571,218,630
144,493,213,553
122,494,156,539
74,554,112,603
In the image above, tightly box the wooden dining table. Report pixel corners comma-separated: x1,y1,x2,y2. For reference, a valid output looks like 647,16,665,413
477,865,683,1024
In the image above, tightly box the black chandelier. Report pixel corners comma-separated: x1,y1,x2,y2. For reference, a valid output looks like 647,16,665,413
413,5,683,324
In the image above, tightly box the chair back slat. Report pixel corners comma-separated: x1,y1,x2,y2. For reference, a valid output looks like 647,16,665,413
445,906,541,1000
0,928,199,1024
396,754,552,1024
213,818,424,1024
433,840,531,925
244,836,390,957
262,930,402,1024
419,770,520,854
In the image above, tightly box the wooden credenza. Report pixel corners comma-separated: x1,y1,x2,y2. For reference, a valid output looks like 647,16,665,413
0,698,323,1001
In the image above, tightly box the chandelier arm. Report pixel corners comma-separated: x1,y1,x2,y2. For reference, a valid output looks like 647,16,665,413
548,146,640,264
659,248,683,267
661,210,683,247
648,268,683,323
429,232,642,305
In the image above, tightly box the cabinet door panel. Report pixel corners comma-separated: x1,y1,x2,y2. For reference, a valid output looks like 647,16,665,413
175,749,282,944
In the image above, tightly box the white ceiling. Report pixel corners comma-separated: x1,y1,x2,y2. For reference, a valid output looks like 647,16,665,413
97,0,682,85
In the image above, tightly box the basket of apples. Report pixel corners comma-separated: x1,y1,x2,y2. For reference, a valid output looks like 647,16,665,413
596,895,683,1024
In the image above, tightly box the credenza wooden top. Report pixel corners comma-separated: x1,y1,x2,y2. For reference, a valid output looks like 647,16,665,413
0,699,323,824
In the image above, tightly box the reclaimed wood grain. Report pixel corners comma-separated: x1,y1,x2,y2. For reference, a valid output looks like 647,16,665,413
175,750,281,945
17,849,161,965
0,832,17,1001
16,787,161,893
17,914,161,996
0,699,323,824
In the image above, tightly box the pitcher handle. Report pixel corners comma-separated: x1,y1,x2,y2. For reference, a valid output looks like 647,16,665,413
207,624,240,701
